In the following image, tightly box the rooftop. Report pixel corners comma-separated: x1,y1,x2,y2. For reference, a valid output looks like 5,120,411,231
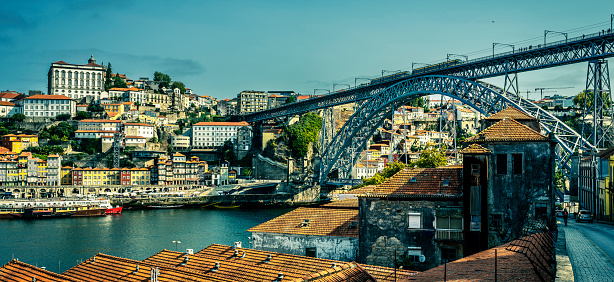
193,121,250,126
459,143,492,154
247,207,359,237
483,106,538,120
362,167,463,198
465,118,549,143
25,95,72,100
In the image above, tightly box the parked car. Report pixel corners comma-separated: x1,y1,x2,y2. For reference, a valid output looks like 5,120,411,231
556,209,564,217
576,210,593,223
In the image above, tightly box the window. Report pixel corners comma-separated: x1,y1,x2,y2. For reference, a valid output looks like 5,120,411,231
470,186,481,216
305,247,317,258
512,154,523,175
496,154,507,174
436,217,463,230
407,212,421,229
441,247,457,263
407,247,423,263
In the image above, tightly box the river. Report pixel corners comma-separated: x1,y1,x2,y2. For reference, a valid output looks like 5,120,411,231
0,207,294,273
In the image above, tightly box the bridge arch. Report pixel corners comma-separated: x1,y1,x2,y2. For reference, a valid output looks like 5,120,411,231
320,75,591,182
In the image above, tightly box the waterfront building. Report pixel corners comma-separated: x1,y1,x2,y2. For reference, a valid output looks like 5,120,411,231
47,154,61,186
191,121,251,149
1,134,38,154
248,206,359,261
47,56,107,102
61,166,72,185
237,90,268,114
19,94,76,120
72,167,122,186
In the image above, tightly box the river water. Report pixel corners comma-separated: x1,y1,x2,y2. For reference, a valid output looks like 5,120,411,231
0,207,293,273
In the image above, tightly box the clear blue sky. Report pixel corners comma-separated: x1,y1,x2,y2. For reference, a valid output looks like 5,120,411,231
0,0,612,100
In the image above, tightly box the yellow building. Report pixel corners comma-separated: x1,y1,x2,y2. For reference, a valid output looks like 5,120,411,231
76,168,122,186
103,103,124,120
61,166,73,185
17,152,30,185
604,153,614,222
130,168,150,185
262,128,282,150
36,159,47,184
1,134,39,153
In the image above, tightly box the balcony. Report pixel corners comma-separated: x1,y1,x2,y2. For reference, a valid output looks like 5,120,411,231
435,230,463,241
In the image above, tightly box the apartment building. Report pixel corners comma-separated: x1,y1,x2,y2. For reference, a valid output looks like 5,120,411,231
124,123,155,139
20,95,76,119
191,121,251,149
78,119,123,131
1,134,38,154
237,91,268,114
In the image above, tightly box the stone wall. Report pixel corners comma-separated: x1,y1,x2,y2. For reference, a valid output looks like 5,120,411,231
252,154,288,181
358,198,463,271
250,232,358,262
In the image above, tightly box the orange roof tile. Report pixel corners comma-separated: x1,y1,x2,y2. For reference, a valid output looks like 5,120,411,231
459,143,492,154
124,123,153,127
465,118,548,143
247,207,359,237
0,260,78,282
0,101,15,106
320,198,359,209
343,185,377,195
125,136,146,139
79,119,123,123
364,167,462,198
25,95,72,100
484,106,537,120
193,121,250,126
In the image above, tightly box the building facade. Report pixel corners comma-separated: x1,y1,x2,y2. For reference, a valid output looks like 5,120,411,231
20,95,76,119
191,121,251,149
237,91,268,114
47,56,107,102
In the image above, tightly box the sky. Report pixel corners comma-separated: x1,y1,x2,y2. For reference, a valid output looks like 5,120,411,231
0,0,612,100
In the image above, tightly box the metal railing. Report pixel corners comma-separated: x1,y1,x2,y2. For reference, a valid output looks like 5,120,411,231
435,229,463,241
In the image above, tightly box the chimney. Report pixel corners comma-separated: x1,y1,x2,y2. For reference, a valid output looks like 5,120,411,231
275,273,284,281
232,250,239,258
133,264,139,274
211,262,220,272
233,242,242,249
263,254,272,263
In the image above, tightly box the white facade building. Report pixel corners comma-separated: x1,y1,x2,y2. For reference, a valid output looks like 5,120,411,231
78,119,123,131
172,136,191,150
124,123,154,139
75,130,120,139
47,56,106,102
20,95,76,119
108,87,148,104
0,101,19,118
191,121,251,149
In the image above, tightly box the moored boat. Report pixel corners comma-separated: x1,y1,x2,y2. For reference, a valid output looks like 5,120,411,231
147,205,183,209
105,206,123,214
11,207,76,219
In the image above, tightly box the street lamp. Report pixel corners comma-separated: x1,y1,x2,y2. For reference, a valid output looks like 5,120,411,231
492,43,514,57
314,89,330,96
172,240,181,252
333,83,350,92
544,30,568,45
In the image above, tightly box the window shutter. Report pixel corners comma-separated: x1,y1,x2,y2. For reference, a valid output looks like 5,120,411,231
408,213,421,229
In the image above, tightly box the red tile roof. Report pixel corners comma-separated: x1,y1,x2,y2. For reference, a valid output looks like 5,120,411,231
247,207,359,237
53,60,68,64
0,260,78,282
125,136,146,139
363,167,463,198
25,95,72,100
320,198,359,209
124,123,153,127
0,101,15,106
193,121,250,126
465,118,548,143
459,143,492,154
484,106,537,120
79,119,123,123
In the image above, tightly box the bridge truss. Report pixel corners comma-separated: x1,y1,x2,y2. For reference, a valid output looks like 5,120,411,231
320,76,595,182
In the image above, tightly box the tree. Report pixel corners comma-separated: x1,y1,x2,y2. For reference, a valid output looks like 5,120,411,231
10,113,26,122
55,114,71,121
413,145,448,168
88,104,104,112
409,97,426,108
286,96,297,104
76,111,88,120
105,63,113,90
111,73,127,88
284,112,322,158
352,161,406,189
171,81,186,94
154,71,172,89
149,137,158,143
573,90,612,109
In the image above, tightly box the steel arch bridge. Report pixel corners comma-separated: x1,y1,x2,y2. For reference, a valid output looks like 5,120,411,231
320,75,594,183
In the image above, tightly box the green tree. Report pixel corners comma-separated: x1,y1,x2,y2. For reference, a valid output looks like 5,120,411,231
171,81,186,93
55,114,71,121
111,73,127,88
10,113,26,122
104,62,113,90
286,96,297,104
0,127,9,136
284,112,322,158
154,71,172,89
413,145,448,168
573,90,612,109
149,137,158,143
38,130,50,139
555,170,566,191
76,111,88,120
409,97,426,108
88,104,104,112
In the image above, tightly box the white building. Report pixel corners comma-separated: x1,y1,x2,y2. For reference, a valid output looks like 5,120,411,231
75,130,120,139
124,123,155,139
172,136,191,150
78,119,123,131
46,154,61,186
125,136,146,146
0,101,19,118
47,55,107,102
191,121,251,149
108,87,148,104
20,95,76,119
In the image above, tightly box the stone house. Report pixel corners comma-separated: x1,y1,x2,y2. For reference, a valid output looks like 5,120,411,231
358,167,464,270
461,108,556,256
248,206,359,262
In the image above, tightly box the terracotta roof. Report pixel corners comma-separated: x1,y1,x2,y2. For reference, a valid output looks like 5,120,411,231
125,136,146,139
465,118,548,143
173,152,185,157
0,101,17,107
52,60,68,64
459,143,492,154
78,119,123,123
344,185,377,195
320,198,358,209
75,130,120,134
0,260,78,282
247,207,358,237
48,154,59,158
193,121,250,126
25,95,72,100
363,167,463,198
484,106,537,120
297,95,311,100
404,233,553,282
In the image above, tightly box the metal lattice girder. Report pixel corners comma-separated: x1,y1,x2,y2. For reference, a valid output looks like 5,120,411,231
581,59,613,148
320,75,595,183
246,32,614,123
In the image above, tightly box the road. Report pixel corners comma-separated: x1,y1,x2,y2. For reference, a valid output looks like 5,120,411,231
559,218,614,281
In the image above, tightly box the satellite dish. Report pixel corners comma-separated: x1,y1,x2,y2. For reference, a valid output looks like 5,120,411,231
418,255,426,263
